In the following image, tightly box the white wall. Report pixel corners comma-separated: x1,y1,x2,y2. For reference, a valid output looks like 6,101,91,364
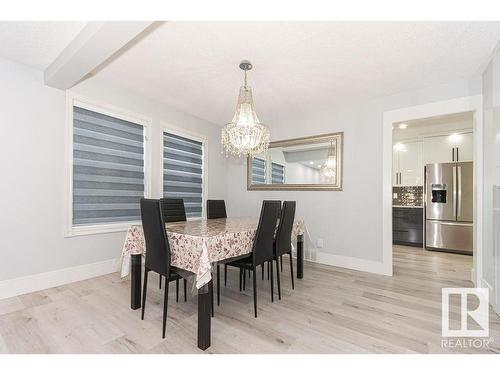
226,77,482,269
482,46,500,311
0,56,226,285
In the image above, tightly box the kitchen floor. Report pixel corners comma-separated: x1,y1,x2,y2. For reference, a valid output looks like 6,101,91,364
0,246,499,354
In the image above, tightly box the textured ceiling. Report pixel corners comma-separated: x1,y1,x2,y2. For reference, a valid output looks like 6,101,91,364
0,21,87,70
94,22,500,125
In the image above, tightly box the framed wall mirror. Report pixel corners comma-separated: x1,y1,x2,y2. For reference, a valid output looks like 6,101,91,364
247,132,343,191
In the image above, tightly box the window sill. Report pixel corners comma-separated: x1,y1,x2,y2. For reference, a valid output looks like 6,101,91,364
64,221,140,238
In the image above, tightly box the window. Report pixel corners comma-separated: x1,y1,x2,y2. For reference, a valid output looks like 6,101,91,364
163,131,204,218
271,162,285,184
252,157,266,184
68,100,148,234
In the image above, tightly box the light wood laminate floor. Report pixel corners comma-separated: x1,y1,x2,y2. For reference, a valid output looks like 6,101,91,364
1,246,499,354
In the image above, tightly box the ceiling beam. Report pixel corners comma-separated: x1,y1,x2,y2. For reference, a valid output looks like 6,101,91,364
44,21,155,90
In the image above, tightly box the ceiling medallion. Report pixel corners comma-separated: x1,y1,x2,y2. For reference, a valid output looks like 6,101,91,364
221,60,270,157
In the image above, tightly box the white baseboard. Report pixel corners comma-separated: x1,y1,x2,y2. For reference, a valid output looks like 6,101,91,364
0,258,120,300
312,251,390,276
479,277,499,316
480,277,494,299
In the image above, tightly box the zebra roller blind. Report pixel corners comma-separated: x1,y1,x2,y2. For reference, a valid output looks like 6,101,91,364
252,157,266,184
163,132,203,218
72,106,145,226
271,162,285,184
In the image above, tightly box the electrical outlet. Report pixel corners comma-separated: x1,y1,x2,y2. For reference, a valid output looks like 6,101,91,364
316,238,324,248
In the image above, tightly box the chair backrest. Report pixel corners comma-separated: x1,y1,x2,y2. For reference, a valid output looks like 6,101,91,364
160,198,187,222
207,200,227,219
140,198,171,276
275,201,296,256
252,200,281,266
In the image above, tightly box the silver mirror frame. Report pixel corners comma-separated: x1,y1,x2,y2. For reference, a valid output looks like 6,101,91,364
247,132,344,191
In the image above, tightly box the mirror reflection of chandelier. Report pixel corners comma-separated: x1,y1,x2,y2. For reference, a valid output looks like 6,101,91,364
321,141,336,178
221,60,270,157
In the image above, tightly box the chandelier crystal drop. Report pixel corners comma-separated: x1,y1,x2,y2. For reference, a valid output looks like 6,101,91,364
321,141,336,179
221,60,270,157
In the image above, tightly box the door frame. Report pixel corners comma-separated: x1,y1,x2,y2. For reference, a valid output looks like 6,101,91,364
382,95,483,283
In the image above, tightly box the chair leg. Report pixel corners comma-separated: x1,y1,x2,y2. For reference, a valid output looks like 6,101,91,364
159,275,162,289
176,279,179,303
253,267,257,318
239,268,242,291
267,261,270,280
210,280,214,317
270,261,274,302
162,278,169,338
224,264,227,286
243,269,246,290
261,264,264,280
289,253,295,290
275,258,281,300
280,255,283,272
216,264,220,306
141,269,149,320
183,278,187,302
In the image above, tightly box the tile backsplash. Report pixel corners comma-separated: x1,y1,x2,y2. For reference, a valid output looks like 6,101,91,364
393,186,423,207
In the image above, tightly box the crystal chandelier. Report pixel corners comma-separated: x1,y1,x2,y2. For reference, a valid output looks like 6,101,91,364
321,141,336,179
221,60,270,157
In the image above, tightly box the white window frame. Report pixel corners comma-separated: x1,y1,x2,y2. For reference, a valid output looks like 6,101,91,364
64,92,152,237
160,122,208,220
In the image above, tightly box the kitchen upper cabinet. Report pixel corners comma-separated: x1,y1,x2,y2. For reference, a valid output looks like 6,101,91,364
393,141,423,186
455,132,473,162
393,147,399,186
423,132,473,165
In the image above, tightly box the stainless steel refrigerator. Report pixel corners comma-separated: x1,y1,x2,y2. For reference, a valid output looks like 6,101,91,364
425,161,473,254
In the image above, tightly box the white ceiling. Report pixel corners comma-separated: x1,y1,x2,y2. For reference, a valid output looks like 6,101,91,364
393,111,473,141
1,22,499,126
0,21,87,70
93,22,500,125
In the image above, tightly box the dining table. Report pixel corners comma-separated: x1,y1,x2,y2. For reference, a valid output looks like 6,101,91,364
120,216,305,350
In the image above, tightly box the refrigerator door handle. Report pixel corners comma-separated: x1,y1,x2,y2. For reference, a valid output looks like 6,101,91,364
452,147,455,161
452,165,457,217
457,165,462,218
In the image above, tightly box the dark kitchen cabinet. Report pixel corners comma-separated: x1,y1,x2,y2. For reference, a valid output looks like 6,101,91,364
393,207,423,247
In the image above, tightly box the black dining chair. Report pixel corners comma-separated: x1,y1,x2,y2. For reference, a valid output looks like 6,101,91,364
207,200,228,306
158,198,187,289
160,198,187,223
140,198,188,338
273,201,296,300
223,200,281,317
207,200,227,219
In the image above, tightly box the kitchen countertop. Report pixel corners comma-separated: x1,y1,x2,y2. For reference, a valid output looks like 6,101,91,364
393,205,423,209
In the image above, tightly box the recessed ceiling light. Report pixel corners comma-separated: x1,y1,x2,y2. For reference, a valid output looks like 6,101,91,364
399,123,408,129
449,133,462,144
309,161,314,165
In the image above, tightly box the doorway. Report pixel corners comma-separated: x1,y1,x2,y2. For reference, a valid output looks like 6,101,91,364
382,95,483,283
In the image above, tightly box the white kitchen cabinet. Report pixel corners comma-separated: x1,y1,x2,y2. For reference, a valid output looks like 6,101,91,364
423,132,473,165
393,141,423,186
456,132,473,161
393,147,399,186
